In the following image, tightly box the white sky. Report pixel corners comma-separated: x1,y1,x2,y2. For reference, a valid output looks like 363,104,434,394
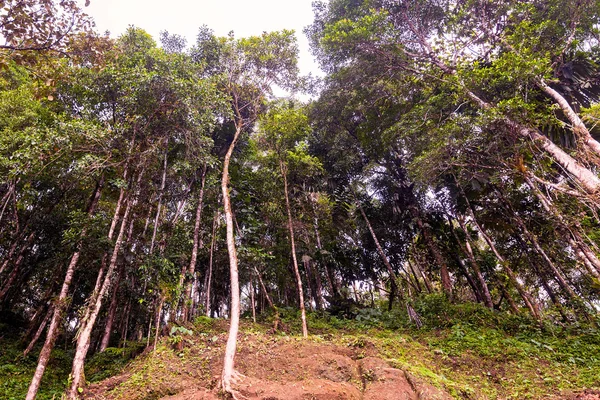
84,0,323,77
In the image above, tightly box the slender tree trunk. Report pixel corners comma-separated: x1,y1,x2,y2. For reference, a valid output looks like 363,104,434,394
221,121,243,394
99,262,125,352
305,257,323,311
498,191,580,302
407,260,423,293
249,274,256,323
119,298,131,348
358,203,399,310
150,151,168,255
466,206,540,320
0,232,24,277
454,216,494,308
26,175,104,400
254,266,280,330
525,175,600,276
410,254,433,293
23,306,52,357
412,210,452,296
280,161,308,337
182,164,208,322
152,294,165,352
0,232,35,301
205,212,218,317
536,79,600,158
66,187,134,399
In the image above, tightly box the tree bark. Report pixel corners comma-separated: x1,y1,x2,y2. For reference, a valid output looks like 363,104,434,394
205,212,218,317
150,151,168,255
26,175,104,400
465,205,541,320
358,203,399,310
99,262,125,352
23,306,52,357
536,79,600,158
221,120,243,394
454,216,494,308
0,231,35,302
182,164,208,322
280,160,308,337
66,185,134,399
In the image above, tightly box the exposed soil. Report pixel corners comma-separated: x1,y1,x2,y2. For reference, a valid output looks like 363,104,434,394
84,328,453,400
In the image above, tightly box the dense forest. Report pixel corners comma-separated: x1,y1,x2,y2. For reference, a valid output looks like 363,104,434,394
1,0,600,399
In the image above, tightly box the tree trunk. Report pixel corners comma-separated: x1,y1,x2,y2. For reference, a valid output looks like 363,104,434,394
152,294,165,352
23,306,52,357
66,187,134,399
279,160,308,337
412,210,452,296
0,231,35,302
254,266,280,330
205,212,218,317
26,174,104,400
99,262,125,352
536,78,600,158
358,203,399,310
525,174,600,276
249,274,256,323
150,151,168,255
221,121,243,394
410,253,433,293
182,164,208,322
454,216,494,308
432,51,600,193
465,205,541,320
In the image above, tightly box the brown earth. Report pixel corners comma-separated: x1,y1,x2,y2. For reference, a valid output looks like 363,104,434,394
84,328,453,400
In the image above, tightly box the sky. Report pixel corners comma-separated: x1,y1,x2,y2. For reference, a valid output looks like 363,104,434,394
84,0,323,77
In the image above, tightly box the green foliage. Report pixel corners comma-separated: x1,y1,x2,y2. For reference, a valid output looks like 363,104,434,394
86,343,145,382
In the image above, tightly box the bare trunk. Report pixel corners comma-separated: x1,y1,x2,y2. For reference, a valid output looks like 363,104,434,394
445,58,600,193
525,175,600,276
249,274,256,323
150,151,168,255
466,207,540,320
0,231,35,301
406,260,423,293
0,234,21,277
205,212,218,317
26,175,104,400
455,216,494,308
182,164,207,322
66,188,134,399
221,122,243,394
358,203,398,310
537,79,600,158
152,294,165,352
280,161,308,337
412,210,452,296
99,262,125,352
23,306,52,357
254,266,281,331
411,253,433,293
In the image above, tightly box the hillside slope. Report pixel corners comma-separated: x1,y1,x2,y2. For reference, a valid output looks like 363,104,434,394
82,315,600,400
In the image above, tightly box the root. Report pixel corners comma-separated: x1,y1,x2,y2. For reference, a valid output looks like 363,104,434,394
221,369,248,400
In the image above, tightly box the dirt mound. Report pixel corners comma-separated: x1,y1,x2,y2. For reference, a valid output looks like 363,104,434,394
84,332,454,400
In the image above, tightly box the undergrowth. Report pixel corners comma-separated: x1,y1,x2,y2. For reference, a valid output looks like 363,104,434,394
1,295,599,399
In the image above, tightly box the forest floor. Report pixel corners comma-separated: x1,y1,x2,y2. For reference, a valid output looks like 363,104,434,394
2,302,600,400
81,312,600,400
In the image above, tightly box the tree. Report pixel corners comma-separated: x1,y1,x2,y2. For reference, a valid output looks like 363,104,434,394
193,28,299,396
